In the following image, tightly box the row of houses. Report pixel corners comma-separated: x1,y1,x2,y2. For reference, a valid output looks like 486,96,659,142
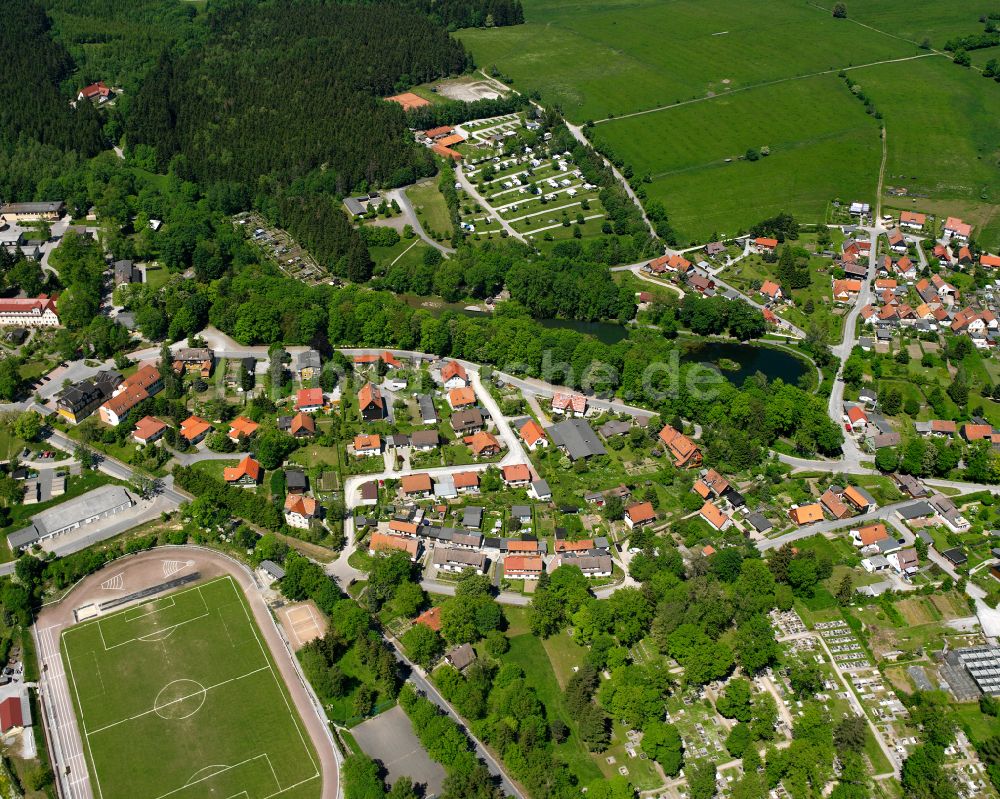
788,483,877,526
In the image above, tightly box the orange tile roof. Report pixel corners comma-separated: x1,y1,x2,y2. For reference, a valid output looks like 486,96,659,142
223,455,262,483
702,545,716,556
453,471,480,489
900,211,925,226
290,412,315,435
857,523,888,546
506,540,539,552
502,464,531,482
754,237,778,248
504,555,543,575
555,539,595,553
448,387,476,407
384,92,430,110
414,606,442,631
401,473,433,493
552,392,587,413
833,279,862,296
700,502,729,529
468,431,501,455
842,485,872,508
981,254,1000,268
228,415,259,440
390,519,419,536
820,489,850,519
437,133,466,147
133,416,166,442
180,415,212,442
441,360,467,382
626,501,655,524
358,382,383,410
962,424,994,441
423,126,453,138
284,493,318,517
658,425,701,467
354,433,381,451
296,387,324,410
518,419,546,446
694,481,711,499
370,532,419,557
759,280,781,298
847,406,868,424
432,143,463,160
789,503,824,525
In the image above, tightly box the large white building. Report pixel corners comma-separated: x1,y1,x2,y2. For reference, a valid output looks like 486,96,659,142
0,297,59,327
7,485,134,551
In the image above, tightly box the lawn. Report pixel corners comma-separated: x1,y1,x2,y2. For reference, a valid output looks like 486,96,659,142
590,74,882,242
458,0,914,122
405,181,453,241
502,632,603,785
61,576,320,799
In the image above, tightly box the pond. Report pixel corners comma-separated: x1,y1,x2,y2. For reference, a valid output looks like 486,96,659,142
680,340,810,387
536,317,629,344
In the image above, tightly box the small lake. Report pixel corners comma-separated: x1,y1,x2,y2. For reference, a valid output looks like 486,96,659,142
536,317,629,344
681,341,810,387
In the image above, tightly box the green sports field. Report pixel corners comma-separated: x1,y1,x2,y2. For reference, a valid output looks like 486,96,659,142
61,576,320,799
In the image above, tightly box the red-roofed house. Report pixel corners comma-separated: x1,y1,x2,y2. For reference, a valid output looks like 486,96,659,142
658,425,702,468
467,431,502,458
624,501,655,529
78,81,113,103
504,555,543,579
700,502,730,531
832,279,862,302
846,406,868,431
753,237,778,253
98,364,163,426
943,216,971,241
353,433,382,457
899,211,926,230
132,416,167,445
223,455,262,486
180,415,212,444
502,464,531,486
441,360,469,388
448,386,477,410
295,387,324,413
453,471,480,493
369,532,420,560
0,296,60,327
759,280,783,302
981,254,1000,269
518,419,548,449
961,424,994,442
228,415,259,443
551,392,587,416
358,383,385,421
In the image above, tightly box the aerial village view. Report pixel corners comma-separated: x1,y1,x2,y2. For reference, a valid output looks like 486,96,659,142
1,1,1000,799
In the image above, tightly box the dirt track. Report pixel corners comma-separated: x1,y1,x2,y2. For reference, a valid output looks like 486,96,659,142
34,546,340,799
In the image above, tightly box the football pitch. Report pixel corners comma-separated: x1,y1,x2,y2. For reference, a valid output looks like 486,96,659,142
61,576,321,799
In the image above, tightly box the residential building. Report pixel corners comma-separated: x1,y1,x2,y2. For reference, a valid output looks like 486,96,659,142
0,296,60,327
549,418,606,461
624,501,655,529
843,485,876,512
551,392,587,416
504,555,543,580
113,259,141,285
417,394,438,424
759,280,783,302
700,502,730,531
56,370,121,424
943,216,971,241
401,473,433,497
98,364,164,426
899,211,926,230
752,237,777,253
852,522,889,549
296,350,321,382
353,434,382,457
358,383,385,421
180,415,212,445
132,416,167,445
283,494,318,529
451,408,484,435
369,532,420,560
295,387,324,413
410,430,439,451
77,81,113,103
552,553,613,577
820,488,850,519
789,504,823,525
745,512,772,534
289,412,315,437
0,201,64,221
227,416,259,443
888,549,919,576
172,348,214,378
446,643,477,671
518,419,548,449
453,471,480,494
448,387,477,410
502,464,531,486
657,424,702,468
467,431,502,458
529,479,551,501
441,360,469,389
223,455,262,486
433,548,486,575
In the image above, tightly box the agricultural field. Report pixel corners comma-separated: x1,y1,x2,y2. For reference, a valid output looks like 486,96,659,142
849,56,1000,250
460,0,1000,246
61,577,320,799
589,74,882,241
458,0,915,122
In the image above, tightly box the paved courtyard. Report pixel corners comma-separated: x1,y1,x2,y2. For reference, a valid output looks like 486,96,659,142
352,705,445,797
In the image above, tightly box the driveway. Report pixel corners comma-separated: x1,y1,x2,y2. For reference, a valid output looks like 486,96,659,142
386,187,455,256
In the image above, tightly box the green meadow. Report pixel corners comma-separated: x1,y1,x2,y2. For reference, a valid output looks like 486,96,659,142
590,75,882,241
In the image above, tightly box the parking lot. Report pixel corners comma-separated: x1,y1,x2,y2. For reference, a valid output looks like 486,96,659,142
352,705,445,797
